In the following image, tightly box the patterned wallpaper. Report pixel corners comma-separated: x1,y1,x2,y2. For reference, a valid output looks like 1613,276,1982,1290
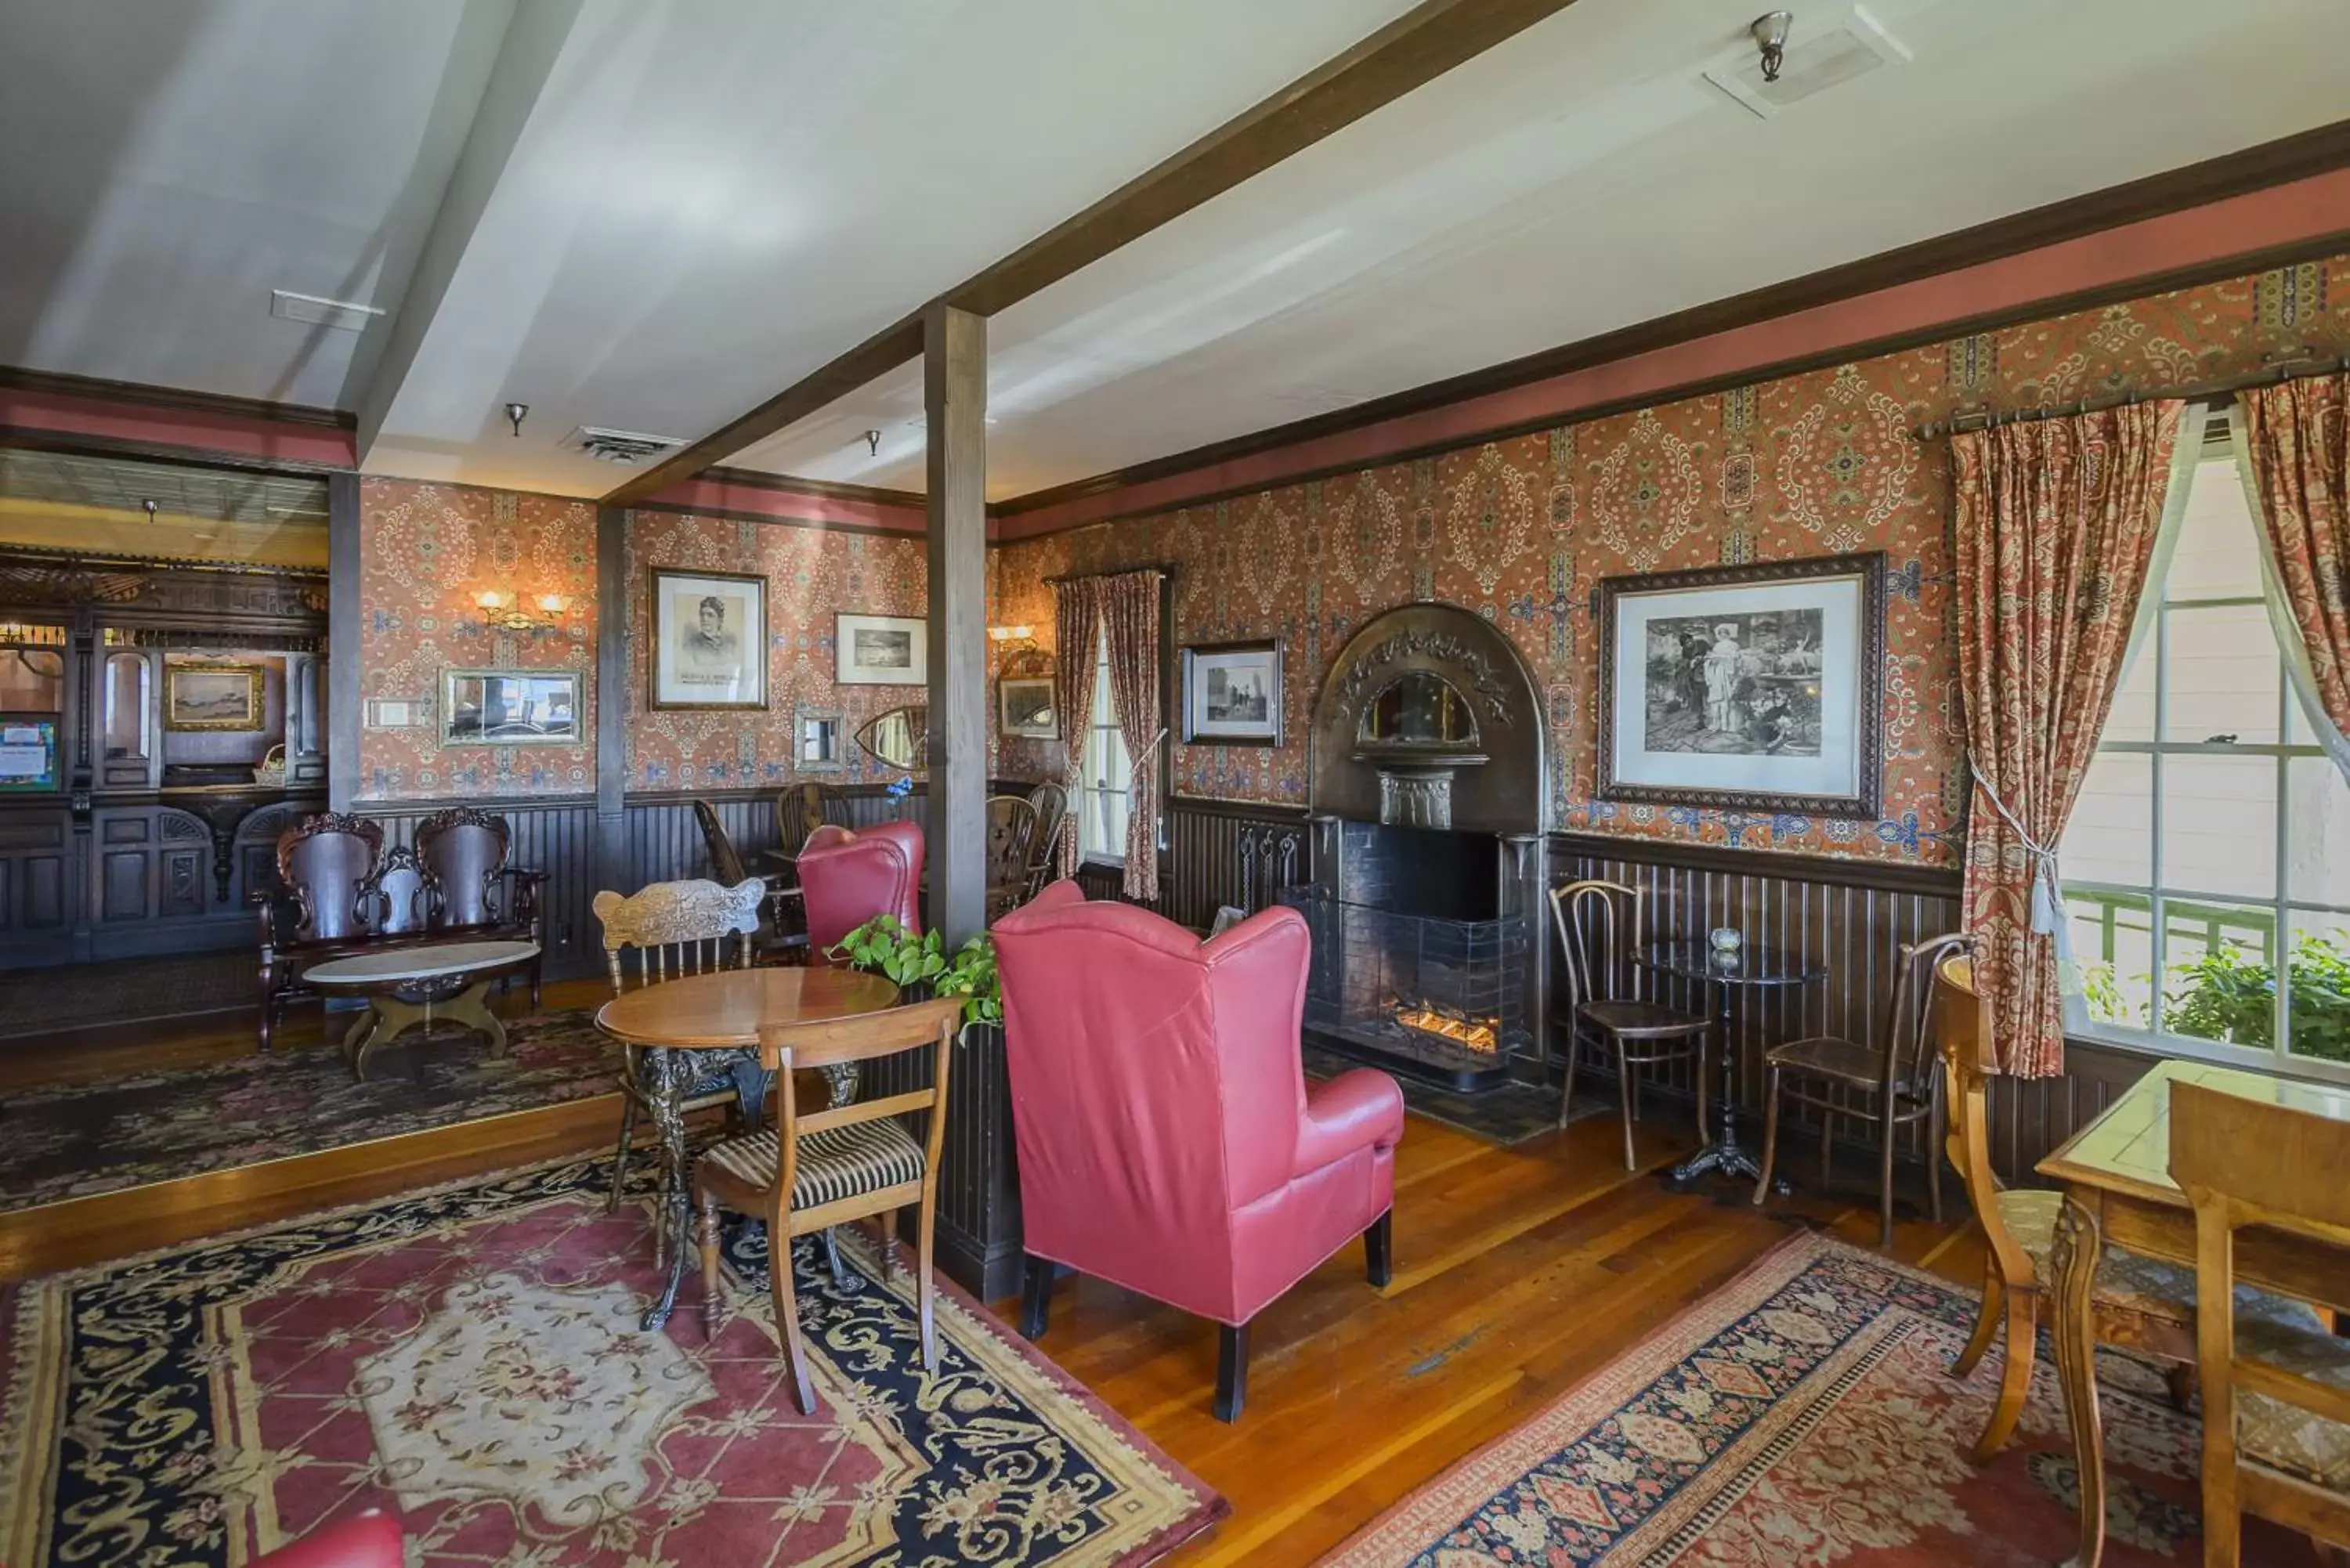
992,255,2350,869
622,510,929,789
356,479,596,800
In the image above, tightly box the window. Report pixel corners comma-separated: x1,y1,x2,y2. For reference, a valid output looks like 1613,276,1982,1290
2058,418,2350,1072
1077,638,1130,862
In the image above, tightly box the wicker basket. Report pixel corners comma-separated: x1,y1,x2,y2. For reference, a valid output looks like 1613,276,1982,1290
252,743,287,787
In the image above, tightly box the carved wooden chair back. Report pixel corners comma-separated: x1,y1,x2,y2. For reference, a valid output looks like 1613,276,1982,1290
1025,782,1068,871
984,795,1039,892
415,807,510,927
1548,879,1643,1014
276,813,385,942
592,878,765,995
692,799,752,887
774,783,849,858
2171,1079,2350,1564
362,844,435,937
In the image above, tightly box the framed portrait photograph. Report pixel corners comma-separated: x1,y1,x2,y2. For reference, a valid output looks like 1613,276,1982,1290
440,669,581,746
836,612,927,686
164,663,263,732
999,675,1058,739
1181,638,1282,746
649,567,767,710
1597,551,1885,819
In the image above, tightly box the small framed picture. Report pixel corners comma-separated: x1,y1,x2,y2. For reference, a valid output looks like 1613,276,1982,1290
0,714,59,793
165,663,264,732
441,669,581,746
796,707,844,772
1181,638,1282,746
1596,551,1885,818
649,567,767,710
836,612,927,686
1000,675,1058,739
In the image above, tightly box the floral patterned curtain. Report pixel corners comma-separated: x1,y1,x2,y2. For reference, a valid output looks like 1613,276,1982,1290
1953,402,2189,1078
2236,373,2350,780
1051,579,1097,879
1096,570,1165,901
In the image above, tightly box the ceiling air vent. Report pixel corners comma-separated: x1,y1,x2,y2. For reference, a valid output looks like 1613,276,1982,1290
269,289,384,332
562,426,686,465
1704,5,1908,121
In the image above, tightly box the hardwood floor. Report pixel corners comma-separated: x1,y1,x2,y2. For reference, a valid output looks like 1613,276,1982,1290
1,995,1983,1563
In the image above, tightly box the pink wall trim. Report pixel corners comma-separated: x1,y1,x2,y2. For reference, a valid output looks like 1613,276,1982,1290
0,385,356,468
995,167,2350,540
644,473,927,533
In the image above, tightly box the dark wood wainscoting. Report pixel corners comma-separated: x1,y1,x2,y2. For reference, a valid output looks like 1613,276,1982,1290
1548,832,2152,1187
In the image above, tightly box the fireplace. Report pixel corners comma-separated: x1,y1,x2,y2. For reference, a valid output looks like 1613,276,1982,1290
1288,602,1553,1092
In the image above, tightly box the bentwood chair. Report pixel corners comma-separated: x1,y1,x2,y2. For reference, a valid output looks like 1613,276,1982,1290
1755,932,1966,1247
1023,781,1068,899
694,995,963,1414
1549,880,1711,1168
983,793,1041,919
594,878,768,1216
2173,1081,2350,1566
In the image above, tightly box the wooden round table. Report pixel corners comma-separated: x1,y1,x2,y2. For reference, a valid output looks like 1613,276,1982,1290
595,965,900,1329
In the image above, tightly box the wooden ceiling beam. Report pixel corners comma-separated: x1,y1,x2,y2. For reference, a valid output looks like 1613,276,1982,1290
602,0,1585,508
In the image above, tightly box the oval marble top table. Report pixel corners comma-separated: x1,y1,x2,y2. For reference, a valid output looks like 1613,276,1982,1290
306,939,542,986
305,938,540,1081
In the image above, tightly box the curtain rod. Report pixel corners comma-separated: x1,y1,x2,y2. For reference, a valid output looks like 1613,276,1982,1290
1041,562,1176,587
1911,353,2348,440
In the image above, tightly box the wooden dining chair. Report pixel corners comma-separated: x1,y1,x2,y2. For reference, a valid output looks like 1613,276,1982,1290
775,782,850,862
1549,880,1711,1167
594,878,768,1215
2173,1080,2350,1566
1755,931,1968,1247
1023,781,1068,899
694,995,963,1414
983,794,1040,919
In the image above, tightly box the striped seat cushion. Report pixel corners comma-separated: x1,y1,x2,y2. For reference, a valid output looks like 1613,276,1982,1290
701,1118,927,1209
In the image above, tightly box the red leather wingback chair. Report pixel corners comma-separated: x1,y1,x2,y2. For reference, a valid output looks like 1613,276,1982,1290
992,881,1404,1421
798,821,924,961
251,1511,402,1566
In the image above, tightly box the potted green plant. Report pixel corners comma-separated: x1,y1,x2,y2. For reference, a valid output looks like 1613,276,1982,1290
828,916,1002,1033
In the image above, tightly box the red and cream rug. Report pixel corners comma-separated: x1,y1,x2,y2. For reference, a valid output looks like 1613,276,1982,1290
0,1155,1223,1567
1319,1231,2323,1566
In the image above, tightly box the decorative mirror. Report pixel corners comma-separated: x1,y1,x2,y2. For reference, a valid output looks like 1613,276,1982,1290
1353,673,1487,831
796,707,844,772
1360,671,1478,748
854,704,927,773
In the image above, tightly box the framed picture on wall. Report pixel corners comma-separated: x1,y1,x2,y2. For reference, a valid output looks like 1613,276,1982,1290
649,567,767,710
1000,675,1058,739
0,714,58,793
836,612,927,685
1180,638,1282,746
1596,551,1885,819
164,663,263,732
440,669,581,746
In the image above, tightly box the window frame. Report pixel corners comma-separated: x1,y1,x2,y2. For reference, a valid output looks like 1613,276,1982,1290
1076,636,1130,866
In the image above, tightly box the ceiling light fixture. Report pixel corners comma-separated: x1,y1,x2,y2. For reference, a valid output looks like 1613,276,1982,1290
504,403,530,439
1750,11,1793,81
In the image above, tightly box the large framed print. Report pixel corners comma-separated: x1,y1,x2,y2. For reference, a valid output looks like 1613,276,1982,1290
164,663,264,732
440,669,580,746
1596,551,1885,819
1180,638,1282,746
649,568,767,710
835,613,927,686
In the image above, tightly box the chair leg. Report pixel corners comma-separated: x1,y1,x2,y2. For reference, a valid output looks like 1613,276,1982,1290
1616,1042,1637,1171
1926,1084,1946,1226
696,1192,723,1339
1214,1321,1250,1423
915,1199,938,1375
772,1216,817,1415
1752,1067,1781,1205
1018,1253,1054,1340
1364,1209,1393,1289
607,1093,638,1213
1951,1262,2001,1378
1819,1100,1835,1188
1972,1283,2037,1461
1691,1035,1708,1154
1556,1027,1581,1131
1877,1088,1899,1250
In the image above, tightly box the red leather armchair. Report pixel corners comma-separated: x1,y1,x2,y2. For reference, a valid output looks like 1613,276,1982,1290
992,881,1404,1421
798,821,924,961
251,1511,402,1566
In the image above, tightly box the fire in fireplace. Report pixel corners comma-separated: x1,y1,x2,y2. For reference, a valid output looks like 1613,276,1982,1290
1392,1001,1500,1054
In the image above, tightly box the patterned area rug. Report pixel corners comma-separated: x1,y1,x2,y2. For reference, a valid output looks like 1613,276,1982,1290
0,952,256,1038
0,1155,1225,1566
0,1010,620,1212
1318,1232,2322,1566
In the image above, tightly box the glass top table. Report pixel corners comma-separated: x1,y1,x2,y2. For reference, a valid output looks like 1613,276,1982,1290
1636,941,1828,1187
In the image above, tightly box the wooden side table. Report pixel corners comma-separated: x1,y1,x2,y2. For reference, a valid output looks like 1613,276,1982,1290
305,939,540,1080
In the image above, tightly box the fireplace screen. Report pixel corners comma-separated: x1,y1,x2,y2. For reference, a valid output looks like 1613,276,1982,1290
1277,887,1530,1088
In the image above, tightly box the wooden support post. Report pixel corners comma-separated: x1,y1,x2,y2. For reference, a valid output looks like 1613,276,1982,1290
924,302,987,946
327,471,361,812
595,503,630,897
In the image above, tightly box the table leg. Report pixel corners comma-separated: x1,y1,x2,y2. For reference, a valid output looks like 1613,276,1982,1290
433,980,506,1059
2052,1195,2108,1568
1668,981,1788,1190
639,1046,696,1332
815,1061,860,1289
338,1004,376,1064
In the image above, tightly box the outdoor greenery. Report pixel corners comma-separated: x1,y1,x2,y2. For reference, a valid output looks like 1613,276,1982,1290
2077,932,2350,1063
829,915,1003,1031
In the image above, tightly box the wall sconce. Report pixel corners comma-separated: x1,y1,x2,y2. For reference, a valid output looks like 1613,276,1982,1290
474,588,566,632
987,624,1035,643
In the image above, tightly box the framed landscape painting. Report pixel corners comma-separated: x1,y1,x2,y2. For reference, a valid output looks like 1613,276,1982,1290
649,567,766,710
836,613,927,686
1180,639,1282,746
1596,551,1885,819
164,663,263,732
1000,675,1058,739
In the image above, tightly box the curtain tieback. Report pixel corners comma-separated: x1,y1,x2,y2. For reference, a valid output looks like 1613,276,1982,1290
1971,767,2063,938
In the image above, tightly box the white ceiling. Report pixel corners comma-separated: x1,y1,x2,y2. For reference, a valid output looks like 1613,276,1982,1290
4,0,2347,502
